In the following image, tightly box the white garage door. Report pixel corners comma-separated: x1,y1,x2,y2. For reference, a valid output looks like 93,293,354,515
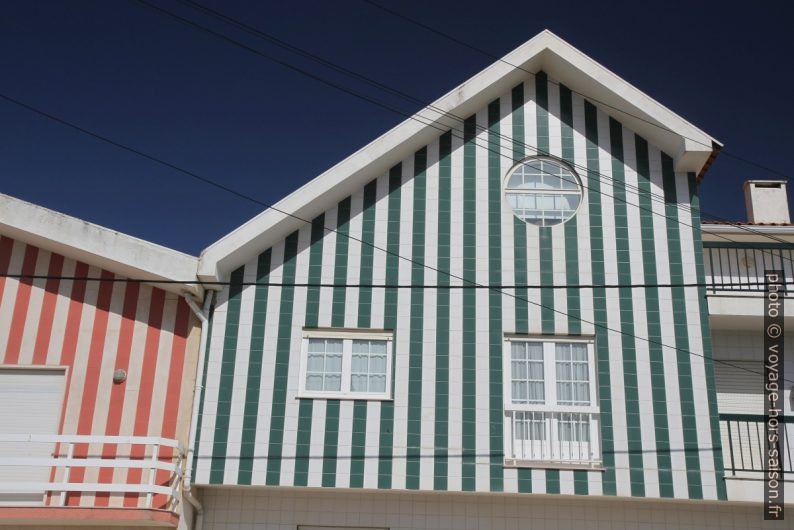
0,368,66,505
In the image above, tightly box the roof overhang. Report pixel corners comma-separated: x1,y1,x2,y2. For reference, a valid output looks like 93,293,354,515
0,193,201,298
199,29,721,280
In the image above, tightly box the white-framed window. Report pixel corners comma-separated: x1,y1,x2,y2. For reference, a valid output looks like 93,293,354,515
503,336,601,468
504,157,583,227
298,329,393,400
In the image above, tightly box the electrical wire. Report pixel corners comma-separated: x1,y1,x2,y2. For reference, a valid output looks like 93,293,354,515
362,0,792,181
0,2,788,386
154,0,794,260
4,273,792,291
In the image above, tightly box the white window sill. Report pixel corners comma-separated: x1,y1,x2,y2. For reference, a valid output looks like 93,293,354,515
296,392,392,402
503,459,605,472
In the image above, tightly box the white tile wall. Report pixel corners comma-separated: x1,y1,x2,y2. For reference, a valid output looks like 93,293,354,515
199,487,774,530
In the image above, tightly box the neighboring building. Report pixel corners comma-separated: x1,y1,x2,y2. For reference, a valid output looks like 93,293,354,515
0,194,205,528
187,31,782,529
703,180,794,503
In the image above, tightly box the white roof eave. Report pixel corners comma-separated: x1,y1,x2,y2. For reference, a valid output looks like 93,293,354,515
199,30,720,280
0,193,201,298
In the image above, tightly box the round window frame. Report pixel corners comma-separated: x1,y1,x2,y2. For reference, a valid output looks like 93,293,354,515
502,155,584,227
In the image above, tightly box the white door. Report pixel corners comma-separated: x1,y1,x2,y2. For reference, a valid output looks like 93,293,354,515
0,368,66,505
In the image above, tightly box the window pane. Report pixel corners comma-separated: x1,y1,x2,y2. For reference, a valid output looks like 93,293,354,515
351,354,367,372
351,374,368,392
350,339,388,393
370,355,387,374
325,374,341,391
325,354,343,373
306,374,323,391
511,342,526,360
326,339,343,353
369,375,386,392
511,342,544,404
306,352,324,371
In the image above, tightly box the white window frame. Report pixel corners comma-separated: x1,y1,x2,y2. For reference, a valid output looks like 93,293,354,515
503,156,583,228
502,335,602,469
298,328,393,401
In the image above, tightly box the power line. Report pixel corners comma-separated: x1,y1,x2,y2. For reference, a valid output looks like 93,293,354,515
4,273,792,291
362,0,791,181
166,0,794,258
1,271,788,384
0,4,786,386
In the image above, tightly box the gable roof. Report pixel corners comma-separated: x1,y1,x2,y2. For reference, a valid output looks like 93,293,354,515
198,29,721,280
0,193,201,297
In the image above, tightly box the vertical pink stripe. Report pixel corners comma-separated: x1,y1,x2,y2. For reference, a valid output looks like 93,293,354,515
4,244,39,363
31,253,64,365
66,270,114,507
153,300,190,509
124,288,164,507
94,281,140,507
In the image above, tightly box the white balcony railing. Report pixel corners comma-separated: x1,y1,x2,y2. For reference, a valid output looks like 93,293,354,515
0,434,183,510
504,409,602,468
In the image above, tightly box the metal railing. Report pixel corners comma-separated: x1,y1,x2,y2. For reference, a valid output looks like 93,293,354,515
704,245,794,293
0,434,184,510
719,414,793,475
504,409,601,468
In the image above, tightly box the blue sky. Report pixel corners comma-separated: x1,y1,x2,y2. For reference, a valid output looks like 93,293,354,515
1,0,791,255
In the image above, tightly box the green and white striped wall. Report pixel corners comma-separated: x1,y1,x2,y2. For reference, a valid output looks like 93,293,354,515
193,72,726,500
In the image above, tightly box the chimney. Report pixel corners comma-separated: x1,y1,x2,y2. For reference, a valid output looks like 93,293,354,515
744,180,790,224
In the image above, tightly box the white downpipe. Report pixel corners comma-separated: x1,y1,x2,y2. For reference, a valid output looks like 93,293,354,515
183,290,213,530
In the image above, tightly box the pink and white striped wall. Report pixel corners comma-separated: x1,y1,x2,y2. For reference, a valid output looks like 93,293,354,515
0,235,200,510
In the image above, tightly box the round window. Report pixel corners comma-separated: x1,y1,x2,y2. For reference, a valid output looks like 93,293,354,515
504,157,582,227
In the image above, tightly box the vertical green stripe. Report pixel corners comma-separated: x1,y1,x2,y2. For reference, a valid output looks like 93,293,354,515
191,303,215,477
321,199,352,487
357,180,378,329
406,147,427,489
238,249,272,484
434,132,452,490
536,71,558,494
378,164,402,489
511,83,531,492
209,266,244,483
305,215,325,328
294,399,313,486
332,198,351,328
349,400,368,488
585,101,616,495
294,216,325,486
462,115,477,491
608,118,645,497
688,173,728,501
351,180,378,488
487,99,504,492
512,83,529,339
635,135,674,497
535,71,550,155
536,72,555,338
322,400,340,487
266,231,300,486
559,83,587,495
661,155,703,499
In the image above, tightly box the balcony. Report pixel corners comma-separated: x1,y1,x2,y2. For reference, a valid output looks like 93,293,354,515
504,409,602,469
0,434,184,527
720,414,793,477
703,244,794,327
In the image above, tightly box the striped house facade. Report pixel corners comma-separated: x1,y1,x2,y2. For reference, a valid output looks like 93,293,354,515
193,71,727,501
0,234,200,510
